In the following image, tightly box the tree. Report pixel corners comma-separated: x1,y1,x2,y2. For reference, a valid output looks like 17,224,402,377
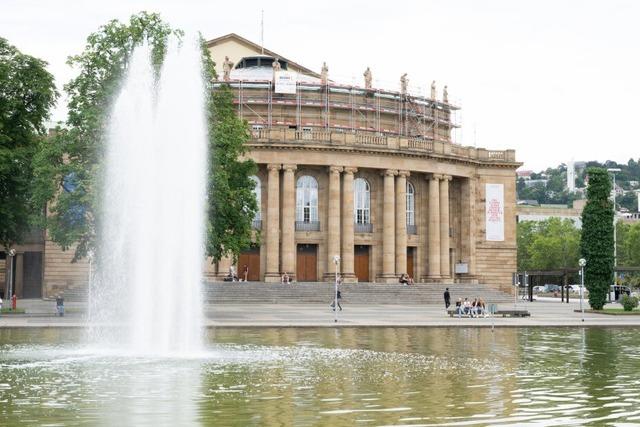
33,12,258,263
201,45,257,262
0,37,57,250
580,168,614,310
517,218,580,272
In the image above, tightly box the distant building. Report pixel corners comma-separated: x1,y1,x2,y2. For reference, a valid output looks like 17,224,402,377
517,170,533,181
516,199,586,228
567,161,576,192
524,179,548,188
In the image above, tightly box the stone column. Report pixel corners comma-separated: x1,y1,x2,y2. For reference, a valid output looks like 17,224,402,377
216,256,232,280
281,164,297,279
325,166,343,281
427,174,441,281
341,167,357,282
265,164,281,282
395,171,409,277
378,169,398,282
440,175,452,279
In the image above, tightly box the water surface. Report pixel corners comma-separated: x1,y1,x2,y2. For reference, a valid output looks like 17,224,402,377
1,327,639,426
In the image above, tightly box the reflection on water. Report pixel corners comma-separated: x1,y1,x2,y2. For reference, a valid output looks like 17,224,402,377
1,327,640,425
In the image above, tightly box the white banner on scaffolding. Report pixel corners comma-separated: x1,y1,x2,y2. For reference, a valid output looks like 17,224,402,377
274,71,297,94
485,183,504,241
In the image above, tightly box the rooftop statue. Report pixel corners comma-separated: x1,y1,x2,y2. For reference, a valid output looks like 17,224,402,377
400,73,408,95
363,67,372,89
443,85,449,103
222,56,234,81
431,80,436,100
272,57,282,72
321,62,328,85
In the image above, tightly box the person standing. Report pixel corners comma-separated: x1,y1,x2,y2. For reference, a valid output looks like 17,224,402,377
243,264,248,282
444,287,451,311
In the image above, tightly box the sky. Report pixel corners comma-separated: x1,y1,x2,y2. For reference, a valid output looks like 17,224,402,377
2,0,639,171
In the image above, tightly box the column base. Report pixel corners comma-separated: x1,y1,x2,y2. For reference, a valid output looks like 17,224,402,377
376,274,399,284
323,273,340,282
341,273,358,283
424,276,443,283
264,273,282,283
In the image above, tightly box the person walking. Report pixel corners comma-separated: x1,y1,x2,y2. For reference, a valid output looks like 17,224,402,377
330,289,343,311
444,287,451,311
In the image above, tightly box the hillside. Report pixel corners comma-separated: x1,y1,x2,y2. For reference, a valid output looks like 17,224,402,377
517,159,640,211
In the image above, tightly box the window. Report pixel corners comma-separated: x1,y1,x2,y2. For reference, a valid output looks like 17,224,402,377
354,178,370,224
296,176,318,223
250,176,261,221
406,182,415,226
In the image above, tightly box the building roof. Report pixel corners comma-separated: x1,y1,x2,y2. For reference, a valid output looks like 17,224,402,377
205,33,320,78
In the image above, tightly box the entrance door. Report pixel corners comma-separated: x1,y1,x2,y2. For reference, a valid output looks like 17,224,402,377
296,244,317,282
238,246,260,281
354,245,370,282
22,252,43,298
406,247,415,279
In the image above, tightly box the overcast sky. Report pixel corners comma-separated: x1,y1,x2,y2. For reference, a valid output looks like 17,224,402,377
3,0,638,171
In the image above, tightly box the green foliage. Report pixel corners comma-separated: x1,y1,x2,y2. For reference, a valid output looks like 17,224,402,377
621,294,638,311
33,12,179,261
33,12,258,264
0,37,57,250
517,218,581,271
205,83,258,262
580,168,614,310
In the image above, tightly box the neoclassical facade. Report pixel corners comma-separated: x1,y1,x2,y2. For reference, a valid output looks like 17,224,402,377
1,33,520,299
206,33,520,291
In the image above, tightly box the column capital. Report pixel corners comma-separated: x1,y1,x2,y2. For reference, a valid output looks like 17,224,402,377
382,169,398,177
441,174,452,182
343,166,358,175
398,170,411,178
427,173,443,181
267,164,282,171
282,164,297,172
329,165,344,174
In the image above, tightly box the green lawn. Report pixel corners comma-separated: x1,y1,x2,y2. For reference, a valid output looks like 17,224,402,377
0,307,26,314
582,308,640,315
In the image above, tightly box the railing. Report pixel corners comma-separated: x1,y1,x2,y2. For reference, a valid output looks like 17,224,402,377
355,223,373,233
246,128,517,163
407,138,434,152
355,133,387,146
295,221,320,231
251,219,262,230
407,224,417,235
295,130,331,142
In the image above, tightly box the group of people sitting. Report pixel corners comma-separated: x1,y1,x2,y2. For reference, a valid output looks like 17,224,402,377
454,297,487,317
399,274,414,286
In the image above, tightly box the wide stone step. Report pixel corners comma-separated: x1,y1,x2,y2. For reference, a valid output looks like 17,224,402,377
62,282,513,304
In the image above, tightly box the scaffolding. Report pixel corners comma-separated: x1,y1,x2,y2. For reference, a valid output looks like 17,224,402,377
213,80,460,142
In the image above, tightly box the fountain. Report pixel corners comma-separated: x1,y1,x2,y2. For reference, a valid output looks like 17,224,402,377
89,37,208,356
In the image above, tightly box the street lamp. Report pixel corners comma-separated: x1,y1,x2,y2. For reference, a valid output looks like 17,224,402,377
333,255,340,323
6,248,16,304
579,258,586,322
607,167,621,297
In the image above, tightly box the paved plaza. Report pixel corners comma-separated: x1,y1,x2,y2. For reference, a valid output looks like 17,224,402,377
2,298,640,328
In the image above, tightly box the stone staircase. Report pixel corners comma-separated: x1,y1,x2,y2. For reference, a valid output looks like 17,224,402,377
202,281,512,305
61,282,512,304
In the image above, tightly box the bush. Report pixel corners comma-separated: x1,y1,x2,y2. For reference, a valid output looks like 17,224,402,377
621,295,638,312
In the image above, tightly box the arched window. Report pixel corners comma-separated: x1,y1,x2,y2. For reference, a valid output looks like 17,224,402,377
296,176,318,222
406,181,415,226
354,178,370,224
250,176,261,221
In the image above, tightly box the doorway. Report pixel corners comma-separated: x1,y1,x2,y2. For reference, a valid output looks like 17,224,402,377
354,245,370,282
407,247,415,279
296,244,318,282
238,246,260,281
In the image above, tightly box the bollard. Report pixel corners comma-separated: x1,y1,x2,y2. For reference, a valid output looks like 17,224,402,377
11,294,17,311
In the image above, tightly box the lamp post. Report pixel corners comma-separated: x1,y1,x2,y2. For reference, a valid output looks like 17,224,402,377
333,255,340,323
607,168,621,300
6,249,16,304
579,258,586,322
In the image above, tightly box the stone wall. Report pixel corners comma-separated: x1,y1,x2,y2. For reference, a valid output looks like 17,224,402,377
43,240,89,298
